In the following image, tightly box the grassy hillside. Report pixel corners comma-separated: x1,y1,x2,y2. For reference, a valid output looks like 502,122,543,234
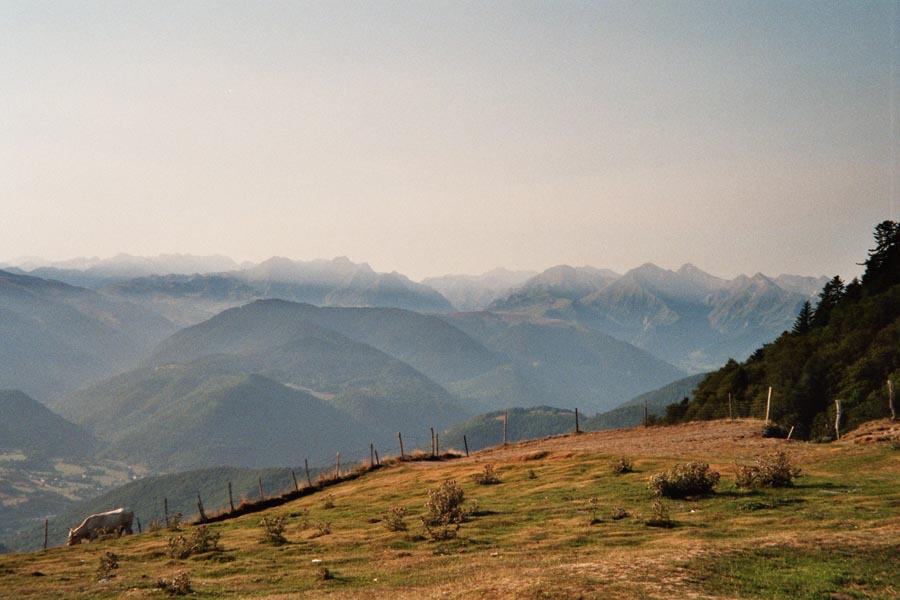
5,465,323,552
4,419,900,599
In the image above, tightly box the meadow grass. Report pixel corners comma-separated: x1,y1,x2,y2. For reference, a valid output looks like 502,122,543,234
3,423,900,599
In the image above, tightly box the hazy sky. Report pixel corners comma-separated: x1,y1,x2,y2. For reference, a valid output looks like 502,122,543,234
2,1,898,280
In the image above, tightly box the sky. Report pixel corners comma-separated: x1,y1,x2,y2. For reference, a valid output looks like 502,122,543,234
2,1,898,281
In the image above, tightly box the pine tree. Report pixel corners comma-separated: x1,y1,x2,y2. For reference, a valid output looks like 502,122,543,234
811,275,844,328
792,300,813,334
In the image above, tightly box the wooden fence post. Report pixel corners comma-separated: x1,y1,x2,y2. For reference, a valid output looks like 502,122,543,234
335,452,341,478
643,401,648,427
374,448,380,466
575,408,580,434
728,393,734,421
164,498,169,528
503,411,508,446
398,432,405,460
258,477,265,500
889,379,896,421
787,426,795,441
291,469,299,491
197,494,207,523
765,387,773,425
430,428,435,457
835,399,842,440
136,516,142,534
463,435,469,457
305,459,312,488
43,518,48,550
370,443,375,468
435,433,439,457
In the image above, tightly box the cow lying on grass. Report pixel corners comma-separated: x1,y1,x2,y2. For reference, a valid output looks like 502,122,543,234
67,508,134,545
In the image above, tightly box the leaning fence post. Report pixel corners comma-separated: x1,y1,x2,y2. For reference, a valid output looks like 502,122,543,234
197,493,207,523
374,448,380,466
463,435,469,457
765,387,773,425
228,481,235,512
398,432,405,460
43,518,48,550
291,469,299,491
787,426,795,441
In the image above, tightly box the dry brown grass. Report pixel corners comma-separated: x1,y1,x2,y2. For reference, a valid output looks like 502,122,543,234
4,419,900,599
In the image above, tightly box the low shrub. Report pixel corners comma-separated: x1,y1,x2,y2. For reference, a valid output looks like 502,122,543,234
311,521,331,537
761,423,788,439
735,451,800,488
421,479,468,541
610,506,629,520
156,572,191,595
147,519,164,534
259,516,287,546
609,456,634,474
587,496,602,525
167,525,221,559
96,551,118,581
649,462,720,498
645,498,674,528
473,464,501,485
527,468,537,480
382,506,408,532
322,494,335,509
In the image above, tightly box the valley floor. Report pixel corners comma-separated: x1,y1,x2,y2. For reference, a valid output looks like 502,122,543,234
3,419,900,599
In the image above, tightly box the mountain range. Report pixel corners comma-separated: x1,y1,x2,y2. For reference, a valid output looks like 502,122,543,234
56,298,682,472
0,269,177,401
488,263,826,371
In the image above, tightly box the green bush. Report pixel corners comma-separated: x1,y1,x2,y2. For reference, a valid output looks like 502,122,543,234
649,462,720,498
382,506,408,532
156,571,191,595
167,525,221,559
473,464,501,485
609,456,634,474
259,516,287,545
735,452,800,488
421,479,467,541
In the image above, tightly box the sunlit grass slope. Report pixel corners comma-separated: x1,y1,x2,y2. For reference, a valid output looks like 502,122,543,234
3,419,900,599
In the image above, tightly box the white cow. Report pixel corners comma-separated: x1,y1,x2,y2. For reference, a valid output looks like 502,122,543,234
67,508,134,545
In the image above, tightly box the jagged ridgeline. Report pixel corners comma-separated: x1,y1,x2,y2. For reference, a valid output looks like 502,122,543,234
674,221,900,438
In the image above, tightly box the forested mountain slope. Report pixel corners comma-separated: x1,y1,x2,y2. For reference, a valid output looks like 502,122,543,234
673,221,900,438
